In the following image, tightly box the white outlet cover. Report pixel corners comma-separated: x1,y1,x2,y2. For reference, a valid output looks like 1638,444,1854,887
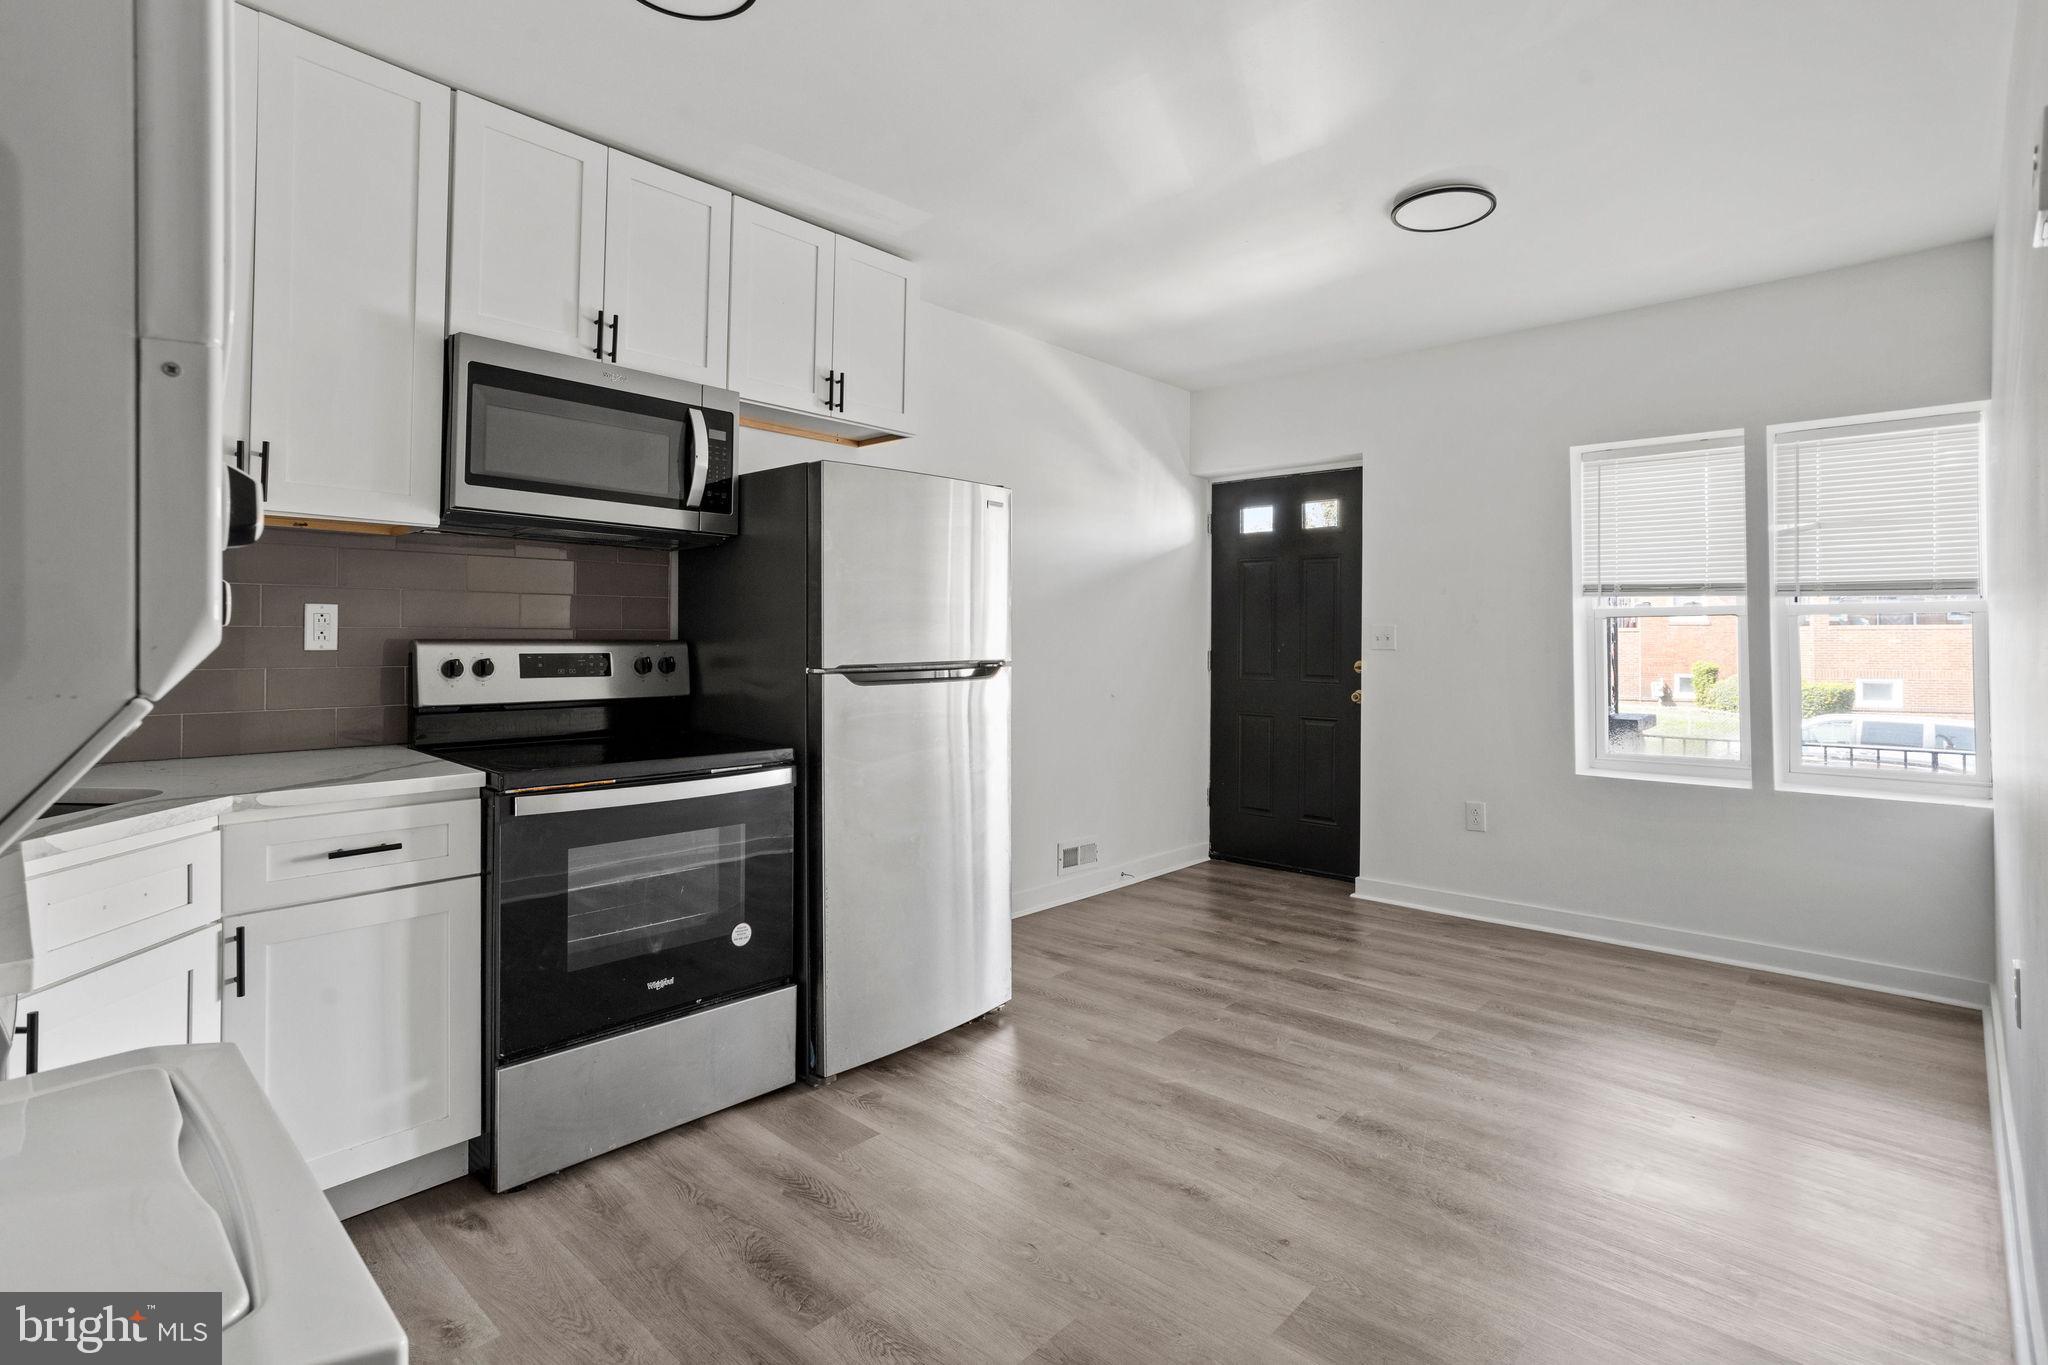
1463,800,1487,832
1369,623,1398,651
304,602,338,651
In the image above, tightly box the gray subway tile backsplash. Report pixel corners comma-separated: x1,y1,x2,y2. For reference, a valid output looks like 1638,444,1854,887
104,527,677,763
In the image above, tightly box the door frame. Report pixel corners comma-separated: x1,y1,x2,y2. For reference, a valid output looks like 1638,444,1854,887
1205,462,1364,881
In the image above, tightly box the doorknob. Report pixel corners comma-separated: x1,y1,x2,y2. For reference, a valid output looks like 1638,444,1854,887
1350,689,1362,704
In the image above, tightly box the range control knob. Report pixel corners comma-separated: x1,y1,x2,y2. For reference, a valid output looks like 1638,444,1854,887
471,658,496,678
657,655,677,675
633,655,654,675
439,658,464,680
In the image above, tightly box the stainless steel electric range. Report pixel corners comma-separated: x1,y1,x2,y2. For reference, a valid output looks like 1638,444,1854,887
410,639,798,1192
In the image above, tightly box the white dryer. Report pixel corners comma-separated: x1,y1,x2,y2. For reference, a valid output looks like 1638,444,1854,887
0,1044,405,1364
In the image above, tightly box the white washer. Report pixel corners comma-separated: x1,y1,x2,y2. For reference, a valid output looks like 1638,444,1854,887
0,1044,406,1363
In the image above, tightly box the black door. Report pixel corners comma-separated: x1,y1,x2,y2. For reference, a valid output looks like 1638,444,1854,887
1209,469,1362,879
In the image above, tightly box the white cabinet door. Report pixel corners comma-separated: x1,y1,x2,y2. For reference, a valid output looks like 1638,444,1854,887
603,149,731,385
728,198,835,416
7,927,222,1081
223,3,258,466
449,93,608,360
246,16,450,527
222,878,481,1189
830,236,919,434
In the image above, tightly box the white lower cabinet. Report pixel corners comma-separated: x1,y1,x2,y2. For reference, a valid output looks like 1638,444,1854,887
6,926,221,1081
222,877,481,1189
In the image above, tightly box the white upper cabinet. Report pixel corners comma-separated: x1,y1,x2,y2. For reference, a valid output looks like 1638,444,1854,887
448,94,608,360
223,4,258,466
729,198,918,435
604,150,732,386
243,16,451,527
449,101,732,386
831,236,919,433
728,198,837,417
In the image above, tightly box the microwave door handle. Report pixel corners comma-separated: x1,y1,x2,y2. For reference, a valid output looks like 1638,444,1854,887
684,407,710,510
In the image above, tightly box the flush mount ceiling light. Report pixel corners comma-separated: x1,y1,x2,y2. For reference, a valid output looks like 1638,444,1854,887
635,0,756,17
1390,184,1497,233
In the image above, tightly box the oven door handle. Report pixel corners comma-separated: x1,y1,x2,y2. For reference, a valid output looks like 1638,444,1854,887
512,766,792,817
683,406,710,511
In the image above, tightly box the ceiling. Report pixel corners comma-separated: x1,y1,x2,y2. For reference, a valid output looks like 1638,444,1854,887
263,0,2014,391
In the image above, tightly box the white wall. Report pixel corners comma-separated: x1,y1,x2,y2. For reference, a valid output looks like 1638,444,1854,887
1989,0,2048,1351
1193,240,1995,1002
737,302,1210,914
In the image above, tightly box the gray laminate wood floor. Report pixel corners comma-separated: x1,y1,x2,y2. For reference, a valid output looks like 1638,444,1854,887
348,860,2011,1364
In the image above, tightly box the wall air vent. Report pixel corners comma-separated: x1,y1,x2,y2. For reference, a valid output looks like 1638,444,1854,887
1055,839,1100,877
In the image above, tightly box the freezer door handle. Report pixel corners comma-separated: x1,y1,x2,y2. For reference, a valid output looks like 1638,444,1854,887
821,663,1006,685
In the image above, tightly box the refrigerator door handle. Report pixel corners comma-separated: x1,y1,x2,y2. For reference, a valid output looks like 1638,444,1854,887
818,663,1005,685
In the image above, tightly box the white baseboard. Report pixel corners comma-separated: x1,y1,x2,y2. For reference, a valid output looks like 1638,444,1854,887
1988,995,2046,1365
327,1142,471,1222
1351,876,1989,1008
1013,842,1210,918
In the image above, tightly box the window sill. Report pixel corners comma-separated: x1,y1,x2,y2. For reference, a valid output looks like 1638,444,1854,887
1577,764,1752,791
1773,776,1991,809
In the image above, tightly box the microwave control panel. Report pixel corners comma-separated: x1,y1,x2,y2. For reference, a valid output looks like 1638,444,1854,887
700,414,734,515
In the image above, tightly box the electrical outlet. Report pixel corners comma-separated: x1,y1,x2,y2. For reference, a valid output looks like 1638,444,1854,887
1369,623,1399,651
304,602,338,651
1463,800,1487,833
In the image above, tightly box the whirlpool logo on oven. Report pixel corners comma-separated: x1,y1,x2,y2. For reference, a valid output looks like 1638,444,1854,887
647,977,676,992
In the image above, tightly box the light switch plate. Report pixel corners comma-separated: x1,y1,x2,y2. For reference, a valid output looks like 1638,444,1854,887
1369,623,1398,651
304,602,338,651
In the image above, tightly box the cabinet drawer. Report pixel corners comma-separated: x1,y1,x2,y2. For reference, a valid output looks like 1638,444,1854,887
8,925,221,1081
23,831,221,989
222,797,480,911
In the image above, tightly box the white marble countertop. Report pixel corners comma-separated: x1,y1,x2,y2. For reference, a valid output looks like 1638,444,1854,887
1,747,485,998
13,747,484,865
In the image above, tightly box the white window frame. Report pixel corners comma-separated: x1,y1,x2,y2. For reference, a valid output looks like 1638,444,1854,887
1766,401,1992,802
1571,430,1751,787
1673,672,1696,701
1852,678,1904,710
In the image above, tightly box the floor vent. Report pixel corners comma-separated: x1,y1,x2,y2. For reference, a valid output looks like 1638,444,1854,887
1056,839,1100,877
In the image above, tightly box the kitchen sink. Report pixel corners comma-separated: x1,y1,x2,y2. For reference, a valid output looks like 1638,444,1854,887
42,787,163,818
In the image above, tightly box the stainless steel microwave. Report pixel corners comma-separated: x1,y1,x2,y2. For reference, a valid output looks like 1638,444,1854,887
443,333,738,546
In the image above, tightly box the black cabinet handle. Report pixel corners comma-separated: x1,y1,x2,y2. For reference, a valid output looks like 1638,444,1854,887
256,440,271,499
328,842,403,860
19,1010,37,1076
607,313,619,362
834,371,846,412
226,925,246,999
592,312,606,358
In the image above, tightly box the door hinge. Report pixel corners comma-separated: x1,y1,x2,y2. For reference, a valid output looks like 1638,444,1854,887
1206,649,1213,671
1205,785,1211,806
1205,513,1213,533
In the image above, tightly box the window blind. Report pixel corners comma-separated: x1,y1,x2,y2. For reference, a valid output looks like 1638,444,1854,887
1771,412,1983,596
1578,439,1746,596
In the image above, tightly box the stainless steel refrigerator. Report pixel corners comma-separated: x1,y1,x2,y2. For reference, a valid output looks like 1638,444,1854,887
677,460,1012,1079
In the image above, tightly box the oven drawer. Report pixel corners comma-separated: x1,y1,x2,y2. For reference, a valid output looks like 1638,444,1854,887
222,797,481,912
489,984,795,1191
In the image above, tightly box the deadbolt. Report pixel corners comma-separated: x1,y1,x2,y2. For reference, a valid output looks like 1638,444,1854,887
1352,659,1362,674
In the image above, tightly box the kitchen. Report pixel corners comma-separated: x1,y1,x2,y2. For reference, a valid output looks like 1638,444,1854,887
3,1,2045,1362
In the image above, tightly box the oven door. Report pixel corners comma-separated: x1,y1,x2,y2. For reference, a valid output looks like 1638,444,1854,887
492,765,795,1061
444,333,736,539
